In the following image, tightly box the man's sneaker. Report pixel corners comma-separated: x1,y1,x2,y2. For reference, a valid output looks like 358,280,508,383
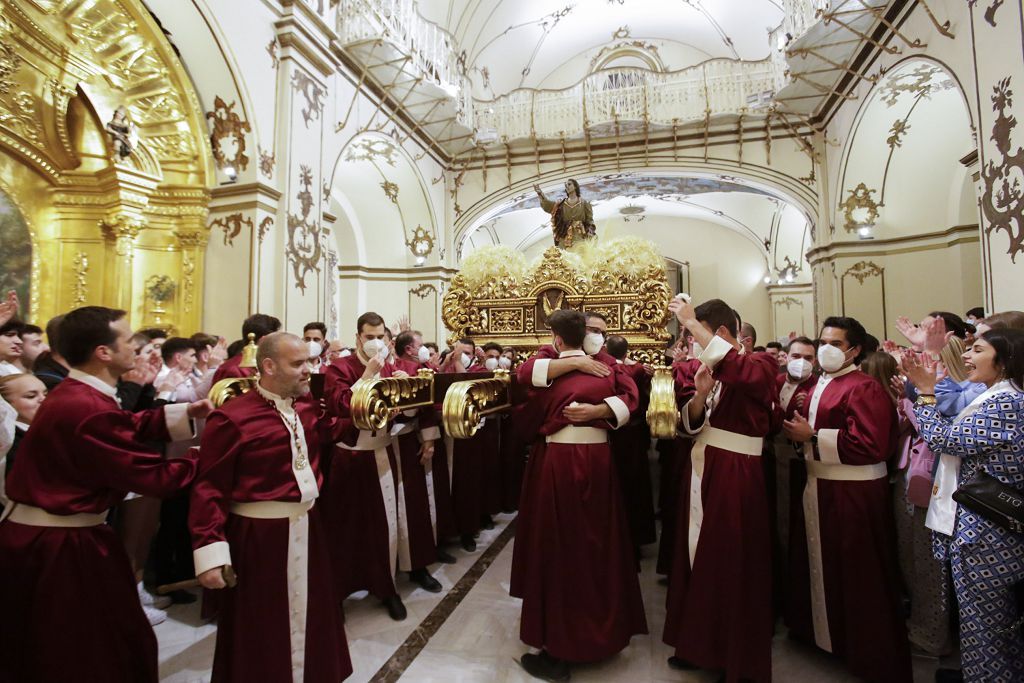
138,581,172,610
143,604,167,626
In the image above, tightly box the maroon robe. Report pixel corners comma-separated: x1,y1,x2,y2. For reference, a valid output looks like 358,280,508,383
441,364,493,538
773,373,818,556
321,353,404,599
786,365,911,683
393,357,442,569
611,361,656,547
190,386,352,683
511,350,646,663
211,354,256,385
0,373,197,683
663,341,776,682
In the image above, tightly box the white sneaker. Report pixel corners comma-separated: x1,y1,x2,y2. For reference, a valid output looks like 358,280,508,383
143,604,167,626
138,581,172,609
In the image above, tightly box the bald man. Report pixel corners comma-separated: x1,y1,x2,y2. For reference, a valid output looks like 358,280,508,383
190,332,352,682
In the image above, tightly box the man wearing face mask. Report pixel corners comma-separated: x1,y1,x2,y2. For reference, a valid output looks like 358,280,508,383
512,310,644,680
302,322,328,373
392,330,456,570
782,317,910,683
661,297,777,683
322,312,438,620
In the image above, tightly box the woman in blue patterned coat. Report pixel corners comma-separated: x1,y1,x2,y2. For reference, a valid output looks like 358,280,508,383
902,328,1024,683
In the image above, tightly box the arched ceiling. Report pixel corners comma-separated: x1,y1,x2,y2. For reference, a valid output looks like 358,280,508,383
417,0,786,99
460,172,812,283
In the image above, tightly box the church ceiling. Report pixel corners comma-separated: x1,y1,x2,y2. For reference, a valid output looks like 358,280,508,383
416,0,786,99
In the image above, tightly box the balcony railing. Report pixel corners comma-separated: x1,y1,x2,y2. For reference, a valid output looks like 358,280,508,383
337,0,472,125
472,58,787,142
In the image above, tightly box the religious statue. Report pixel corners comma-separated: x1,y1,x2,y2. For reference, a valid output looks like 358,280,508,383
534,179,596,248
105,106,135,159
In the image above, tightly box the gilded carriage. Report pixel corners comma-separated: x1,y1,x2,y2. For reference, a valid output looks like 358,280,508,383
441,238,674,363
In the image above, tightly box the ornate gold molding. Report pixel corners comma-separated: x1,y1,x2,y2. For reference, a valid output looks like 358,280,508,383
350,368,436,431
210,212,254,247
409,283,437,299
206,96,252,172
646,366,678,440
70,251,88,308
842,260,884,284
286,165,322,290
405,224,434,258
839,183,880,232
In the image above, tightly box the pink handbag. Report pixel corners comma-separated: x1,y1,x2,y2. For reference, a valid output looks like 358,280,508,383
899,398,937,508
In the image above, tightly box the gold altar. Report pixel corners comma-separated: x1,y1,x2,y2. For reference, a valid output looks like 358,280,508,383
442,237,674,362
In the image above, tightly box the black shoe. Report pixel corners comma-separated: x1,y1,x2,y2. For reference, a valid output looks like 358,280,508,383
667,656,698,671
481,516,496,530
436,548,457,564
382,595,407,621
409,569,442,593
935,670,964,683
168,589,197,605
461,534,477,552
520,651,570,681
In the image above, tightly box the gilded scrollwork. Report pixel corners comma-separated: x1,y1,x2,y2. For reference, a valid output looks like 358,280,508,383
351,368,435,431
286,165,323,291
646,365,679,440
522,246,590,294
291,71,324,128
409,283,437,299
843,260,884,284
210,212,254,247
258,146,275,178
441,276,483,340
381,180,400,204
442,371,512,439
980,77,1024,261
839,183,880,232
258,216,273,243
206,96,252,172
181,252,195,315
70,251,88,308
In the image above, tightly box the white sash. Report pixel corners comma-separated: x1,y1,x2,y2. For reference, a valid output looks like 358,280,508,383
924,380,1018,535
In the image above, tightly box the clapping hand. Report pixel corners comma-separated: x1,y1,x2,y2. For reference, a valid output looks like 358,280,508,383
0,290,18,327
901,351,939,395
922,316,954,355
895,316,927,351
159,370,187,394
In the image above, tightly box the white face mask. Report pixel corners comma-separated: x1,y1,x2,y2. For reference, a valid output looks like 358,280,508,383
817,344,849,373
306,340,323,360
484,357,499,371
498,356,512,370
417,345,431,362
583,332,605,356
460,352,472,368
362,339,388,359
787,358,813,381
338,349,352,358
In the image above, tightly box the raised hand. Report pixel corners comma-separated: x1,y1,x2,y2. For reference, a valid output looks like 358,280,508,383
394,314,411,333
693,363,714,397
895,316,927,350
0,290,19,327
922,316,954,355
668,297,696,325
159,370,186,394
900,351,939,395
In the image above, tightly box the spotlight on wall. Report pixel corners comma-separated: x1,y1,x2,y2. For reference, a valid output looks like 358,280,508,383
222,165,237,184
763,275,772,285
857,223,874,240
785,272,794,283
414,255,426,266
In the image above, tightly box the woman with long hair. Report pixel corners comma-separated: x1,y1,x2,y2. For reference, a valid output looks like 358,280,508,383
902,329,1024,682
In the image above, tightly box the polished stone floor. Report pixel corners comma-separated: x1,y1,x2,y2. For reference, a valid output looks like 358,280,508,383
156,510,952,682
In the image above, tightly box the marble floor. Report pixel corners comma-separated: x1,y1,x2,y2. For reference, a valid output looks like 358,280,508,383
156,511,953,682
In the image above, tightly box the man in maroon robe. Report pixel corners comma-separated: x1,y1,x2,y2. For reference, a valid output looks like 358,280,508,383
662,298,776,682
211,313,281,384
512,309,645,680
438,337,493,551
606,334,657,550
392,330,452,572
783,316,911,683
191,332,352,683
0,306,209,683
322,312,437,620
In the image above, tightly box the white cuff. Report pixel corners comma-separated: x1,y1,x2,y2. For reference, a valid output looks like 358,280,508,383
698,335,733,370
164,402,195,441
817,429,841,464
679,399,709,435
419,426,440,442
193,541,232,576
532,359,553,388
157,390,174,402
604,396,630,429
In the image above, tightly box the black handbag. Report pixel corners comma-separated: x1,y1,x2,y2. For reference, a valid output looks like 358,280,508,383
953,471,1024,534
